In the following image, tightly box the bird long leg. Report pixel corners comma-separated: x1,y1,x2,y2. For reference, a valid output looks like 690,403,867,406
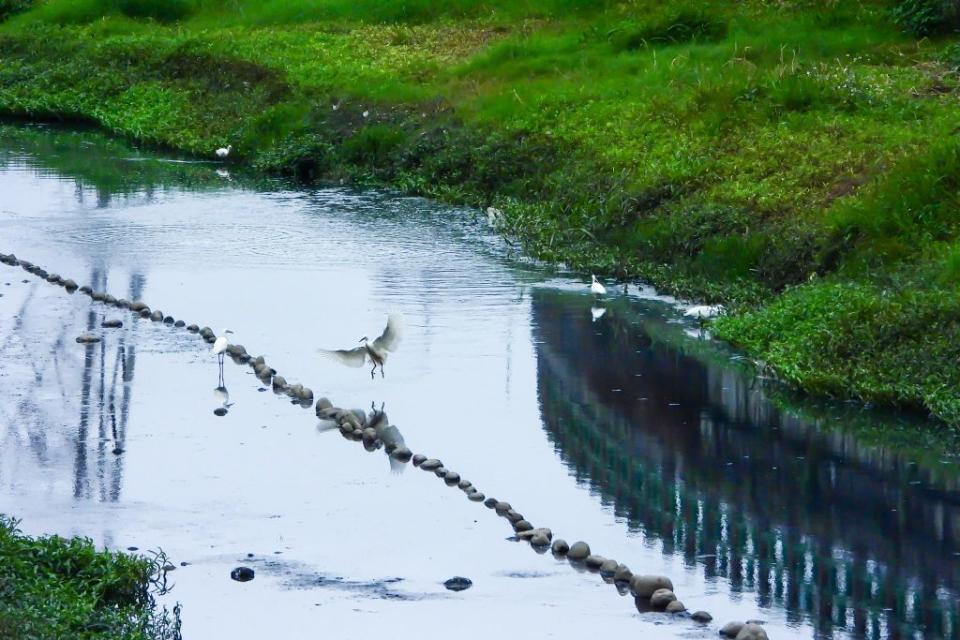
370,361,376,379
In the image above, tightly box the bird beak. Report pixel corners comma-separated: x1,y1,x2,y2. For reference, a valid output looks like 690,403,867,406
225,330,234,334
359,336,368,343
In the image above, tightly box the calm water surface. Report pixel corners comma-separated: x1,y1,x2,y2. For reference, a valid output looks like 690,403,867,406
1,123,959,640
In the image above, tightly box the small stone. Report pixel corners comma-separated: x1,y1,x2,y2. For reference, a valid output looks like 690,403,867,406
483,497,497,508
390,446,412,462
691,611,713,623
458,479,473,491
650,588,677,609
150,310,163,321
80,286,93,294
214,408,228,417
420,458,442,471
412,454,426,466
631,574,674,598
101,319,123,328
130,301,148,312
734,624,768,640
567,541,590,560
199,326,214,338
272,376,288,390
253,355,265,366
91,291,106,301
104,294,116,304
517,527,552,541
584,555,605,570
666,600,686,614
599,558,619,575
551,539,569,555
174,320,185,327
163,315,174,324
116,299,130,308
139,309,151,318
187,324,199,333
513,520,533,533
299,387,314,401
63,279,78,291
468,492,485,502
444,471,461,486
230,567,255,582
614,565,633,582
75,333,101,344
434,467,448,478
505,510,524,523
443,577,472,592
494,501,512,516
530,532,550,547
719,621,745,638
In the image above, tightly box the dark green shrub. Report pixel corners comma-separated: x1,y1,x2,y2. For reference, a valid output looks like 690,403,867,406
115,0,196,22
0,0,34,21
892,0,960,36
611,11,727,51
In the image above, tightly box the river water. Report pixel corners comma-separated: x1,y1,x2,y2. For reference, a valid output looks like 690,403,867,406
0,122,958,640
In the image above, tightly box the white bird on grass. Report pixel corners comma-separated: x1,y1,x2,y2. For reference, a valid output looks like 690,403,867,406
590,275,607,295
215,145,232,159
320,315,403,379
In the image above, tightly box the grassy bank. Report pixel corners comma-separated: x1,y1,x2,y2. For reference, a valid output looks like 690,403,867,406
0,0,959,423
0,516,180,639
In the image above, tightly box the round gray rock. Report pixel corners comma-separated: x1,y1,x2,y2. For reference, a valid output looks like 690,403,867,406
101,319,123,329
272,376,288,390
650,588,677,609
412,454,426,466
75,334,101,344
567,541,590,560
444,472,461,485
613,565,633,582
494,501,512,516
584,555,605,570
530,532,551,547
419,458,442,471
631,574,674,598
513,519,533,533
720,621,745,638
483,497,498,508
691,611,713,623
390,446,413,462
735,624,768,640
599,558,619,575
551,539,569,555
468,492,485,502
666,600,686,614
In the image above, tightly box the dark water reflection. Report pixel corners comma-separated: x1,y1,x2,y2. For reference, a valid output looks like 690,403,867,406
532,289,960,639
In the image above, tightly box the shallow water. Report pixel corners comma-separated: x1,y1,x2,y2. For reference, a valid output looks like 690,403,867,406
1,123,959,640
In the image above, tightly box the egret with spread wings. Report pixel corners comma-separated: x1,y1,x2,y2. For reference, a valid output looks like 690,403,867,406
320,315,403,378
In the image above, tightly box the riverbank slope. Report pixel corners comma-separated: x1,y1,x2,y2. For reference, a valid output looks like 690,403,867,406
1,0,958,423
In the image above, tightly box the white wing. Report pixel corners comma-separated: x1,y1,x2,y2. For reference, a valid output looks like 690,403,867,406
319,347,367,368
212,336,228,355
372,314,403,353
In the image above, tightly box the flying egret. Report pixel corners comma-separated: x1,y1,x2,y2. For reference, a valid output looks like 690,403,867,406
320,315,403,379
591,275,607,295
215,145,232,158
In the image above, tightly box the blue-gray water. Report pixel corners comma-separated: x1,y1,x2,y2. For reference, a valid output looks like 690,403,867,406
0,122,958,640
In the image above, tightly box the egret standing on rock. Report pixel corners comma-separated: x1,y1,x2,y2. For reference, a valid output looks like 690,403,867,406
215,145,232,159
591,275,607,295
212,328,233,384
320,315,403,379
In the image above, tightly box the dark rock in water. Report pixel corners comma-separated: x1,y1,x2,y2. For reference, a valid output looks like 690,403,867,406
91,291,106,301
584,554,605,570
691,611,713,623
720,622,744,638
513,520,533,533
505,510,524,524
434,467,448,478
230,567,255,582
130,301,148,312
631,574,673,598
614,565,633,582
80,285,93,294
734,624,768,640
530,532,551,547
443,577,472,592
214,408,228,417
199,326,214,338
75,334,101,344
649,588,677,609
483,497,497,509
551,539,569,555
150,310,163,322
104,294,116,304
272,376,288,391
419,458,442,471
226,344,246,356
666,600,686,614
443,471,461,486
174,320,185,327
412,454,426,466
163,315,175,324
599,558,619,575
205,334,217,344
63,279,78,292
458,479,473,491
391,446,413,462
187,324,199,332
567,541,590,561
45,273,60,283
127,546,138,552
494,501,512,516
468,492,485,502
253,355,265,366
116,298,131,308
112,446,124,455
299,387,314,401
139,309,151,318
315,396,333,412
101,319,123,329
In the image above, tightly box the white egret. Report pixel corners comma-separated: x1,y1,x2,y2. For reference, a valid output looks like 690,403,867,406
684,304,723,319
591,275,607,295
320,315,403,378
362,110,369,118
215,145,232,158
486,206,503,227
211,329,234,386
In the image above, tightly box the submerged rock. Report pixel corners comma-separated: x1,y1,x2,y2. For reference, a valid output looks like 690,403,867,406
443,471,461,486
419,458,442,471
734,624,768,640
649,588,677,609
468,492,485,502
566,541,590,561
75,333,101,344
63,279,78,292
116,298,131,308
720,621,745,638
412,454,426,466
150,310,163,322
483,497,497,508
101,319,123,329
174,320,185,327
186,324,200,333
443,577,472,592
691,611,713,623
130,301,148,312
230,567,255,582
666,600,686,614
139,309,151,318
551,539,570,555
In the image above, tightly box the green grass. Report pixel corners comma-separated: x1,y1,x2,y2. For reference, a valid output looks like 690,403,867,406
0,515,180,640
0,0,959,423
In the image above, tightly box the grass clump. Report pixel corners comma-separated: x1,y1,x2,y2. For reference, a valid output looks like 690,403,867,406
0,515,180,640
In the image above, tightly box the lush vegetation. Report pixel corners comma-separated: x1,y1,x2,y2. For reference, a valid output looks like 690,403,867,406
0,0,959,423
0,516,180,639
